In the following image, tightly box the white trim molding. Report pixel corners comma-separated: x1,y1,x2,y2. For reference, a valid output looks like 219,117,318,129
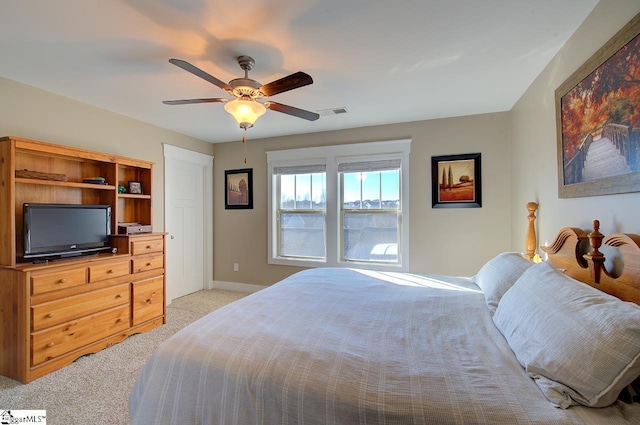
210,280,265,293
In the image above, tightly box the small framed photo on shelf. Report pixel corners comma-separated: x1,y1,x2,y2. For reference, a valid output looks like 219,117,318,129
128,181,143,194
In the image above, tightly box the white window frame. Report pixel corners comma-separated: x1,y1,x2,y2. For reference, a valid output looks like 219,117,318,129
267,139,411,272
274,163,327,262
338,155,403,265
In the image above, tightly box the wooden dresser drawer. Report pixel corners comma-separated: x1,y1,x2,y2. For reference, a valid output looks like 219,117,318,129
31,267,87,295
132,254,164,274
32,283,130,331
130,237,163,255
31,305,130,366
88,259,130,283
132,276,164,326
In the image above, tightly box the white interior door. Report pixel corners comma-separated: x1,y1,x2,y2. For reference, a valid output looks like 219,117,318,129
163,145,213,303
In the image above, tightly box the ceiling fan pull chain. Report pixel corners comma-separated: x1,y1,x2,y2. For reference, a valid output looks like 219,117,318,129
243,128,247,164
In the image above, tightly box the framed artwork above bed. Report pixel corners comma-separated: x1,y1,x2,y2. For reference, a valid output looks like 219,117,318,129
555,12,640,198
431,153,481,208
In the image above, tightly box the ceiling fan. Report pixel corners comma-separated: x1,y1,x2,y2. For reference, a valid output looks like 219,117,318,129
163,56,320,132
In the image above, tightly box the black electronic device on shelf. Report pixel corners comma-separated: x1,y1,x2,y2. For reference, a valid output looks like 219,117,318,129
22,203,112,261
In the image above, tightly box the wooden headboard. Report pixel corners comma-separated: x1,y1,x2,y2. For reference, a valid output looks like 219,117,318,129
534,212,640,305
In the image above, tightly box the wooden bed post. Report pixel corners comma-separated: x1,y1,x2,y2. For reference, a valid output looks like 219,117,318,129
584,220,605,284
524,202,538,261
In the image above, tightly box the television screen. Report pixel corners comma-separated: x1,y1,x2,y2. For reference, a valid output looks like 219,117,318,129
23,203,112,260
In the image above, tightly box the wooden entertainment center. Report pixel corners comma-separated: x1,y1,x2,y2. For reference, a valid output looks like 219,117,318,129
0,136,166,383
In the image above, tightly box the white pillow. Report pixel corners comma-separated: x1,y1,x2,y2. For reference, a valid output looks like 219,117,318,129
493,261,640,408
472,252,534,315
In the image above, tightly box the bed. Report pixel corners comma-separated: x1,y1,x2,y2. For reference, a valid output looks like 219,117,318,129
129,207,640,424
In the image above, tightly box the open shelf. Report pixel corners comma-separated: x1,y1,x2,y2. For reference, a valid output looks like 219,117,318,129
1,136,155,267
118,193,151,199
16,178,117,190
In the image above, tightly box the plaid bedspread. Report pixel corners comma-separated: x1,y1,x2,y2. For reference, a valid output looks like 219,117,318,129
129,268,640,424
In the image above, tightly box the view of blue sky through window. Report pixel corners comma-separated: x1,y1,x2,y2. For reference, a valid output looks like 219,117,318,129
280,170,399,209
280,173,326,208
342,170,399,208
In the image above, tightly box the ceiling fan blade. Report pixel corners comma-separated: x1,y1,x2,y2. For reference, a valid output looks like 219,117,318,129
168,59,232,92
260,72,313,97
265,101,319,121
163,98,229,105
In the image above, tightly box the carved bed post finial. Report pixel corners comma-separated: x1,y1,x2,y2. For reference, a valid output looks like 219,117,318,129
525,202,538,261
585,219,605,284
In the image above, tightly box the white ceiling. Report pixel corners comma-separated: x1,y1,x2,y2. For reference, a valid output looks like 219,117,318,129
0,0,599,144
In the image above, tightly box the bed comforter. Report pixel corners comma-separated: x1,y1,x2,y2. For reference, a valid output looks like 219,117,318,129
129,268,640,424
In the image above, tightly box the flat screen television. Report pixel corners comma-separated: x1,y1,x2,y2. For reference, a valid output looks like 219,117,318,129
23,203,112,261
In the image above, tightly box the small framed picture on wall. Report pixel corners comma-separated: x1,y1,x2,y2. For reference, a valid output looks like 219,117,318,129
431,153,482,208
225,168,253,209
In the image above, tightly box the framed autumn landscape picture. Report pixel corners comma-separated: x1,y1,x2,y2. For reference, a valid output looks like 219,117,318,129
431,153,481,208
556,13,640,198
225,168,253,209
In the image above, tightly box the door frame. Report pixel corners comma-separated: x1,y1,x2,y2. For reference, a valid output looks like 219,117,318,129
163,144,214,296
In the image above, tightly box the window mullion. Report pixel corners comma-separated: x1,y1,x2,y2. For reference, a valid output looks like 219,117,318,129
378,171,382,209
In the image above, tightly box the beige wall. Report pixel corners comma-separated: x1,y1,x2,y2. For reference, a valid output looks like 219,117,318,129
510,1,640,254
17,0,633,288
213,112,513,286
0,74,512,290
0,76,214,230
6,1,636,289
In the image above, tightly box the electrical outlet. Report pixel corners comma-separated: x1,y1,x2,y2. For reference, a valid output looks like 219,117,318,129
233,263,239,272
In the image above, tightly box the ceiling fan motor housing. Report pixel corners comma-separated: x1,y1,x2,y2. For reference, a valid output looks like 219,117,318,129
237,55,255,71
229,77,263,100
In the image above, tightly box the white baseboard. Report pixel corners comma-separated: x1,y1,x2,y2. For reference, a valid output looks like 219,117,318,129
209,280,265,293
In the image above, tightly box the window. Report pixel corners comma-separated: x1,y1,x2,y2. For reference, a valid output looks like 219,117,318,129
267,140,410,271
275,164,326,260
340,159,401,264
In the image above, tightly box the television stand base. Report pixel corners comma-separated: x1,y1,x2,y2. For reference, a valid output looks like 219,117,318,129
27,251,100,264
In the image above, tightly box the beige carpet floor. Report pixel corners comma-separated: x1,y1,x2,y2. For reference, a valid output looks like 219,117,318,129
0,289,248,425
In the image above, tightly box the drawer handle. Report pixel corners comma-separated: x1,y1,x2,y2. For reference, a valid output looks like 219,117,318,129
107,269,115,274
146,262,152,267
146,299,152,305
47,342,55,348
45,313,54,319
116,318,122,323
116,294,123,299
58,278,67,284
146,245,153,249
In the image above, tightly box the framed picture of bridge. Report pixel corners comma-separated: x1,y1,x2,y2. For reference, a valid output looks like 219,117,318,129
555,13,640,198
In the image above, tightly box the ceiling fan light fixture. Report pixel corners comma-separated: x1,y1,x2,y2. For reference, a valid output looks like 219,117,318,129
165,56,318,132
224,99,266,128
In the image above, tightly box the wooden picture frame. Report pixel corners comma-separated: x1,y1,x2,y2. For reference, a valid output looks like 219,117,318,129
128,181,142,194
431,153,481,208
555,12,640,198
225,168,253,210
